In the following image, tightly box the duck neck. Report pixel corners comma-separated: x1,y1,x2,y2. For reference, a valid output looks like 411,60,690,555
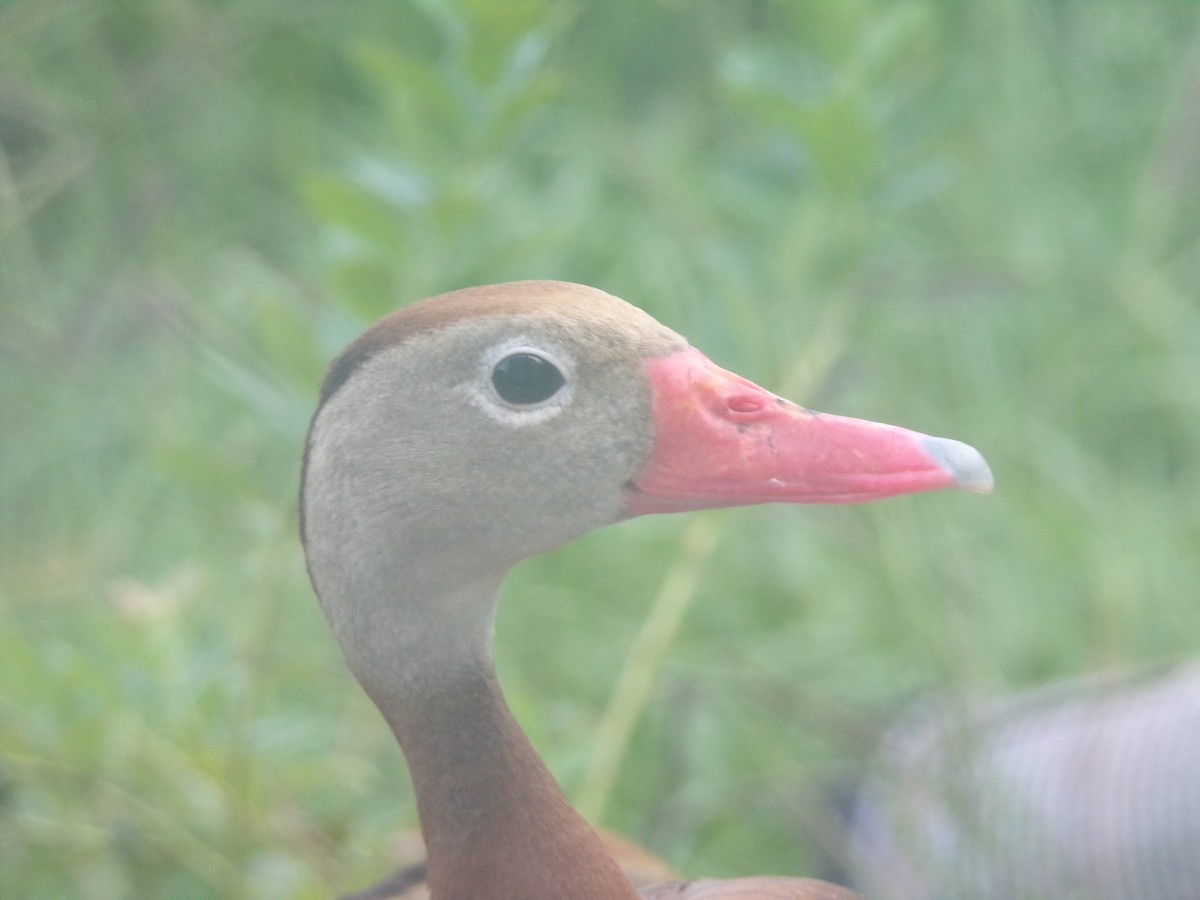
360,583,639,900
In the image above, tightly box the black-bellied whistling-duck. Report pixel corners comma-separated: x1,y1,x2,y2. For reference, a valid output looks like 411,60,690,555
300,281,992,900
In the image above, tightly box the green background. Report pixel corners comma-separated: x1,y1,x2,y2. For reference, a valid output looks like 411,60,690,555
3,1,1199,896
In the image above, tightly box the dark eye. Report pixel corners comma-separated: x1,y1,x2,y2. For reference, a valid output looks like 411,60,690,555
491,353,565,405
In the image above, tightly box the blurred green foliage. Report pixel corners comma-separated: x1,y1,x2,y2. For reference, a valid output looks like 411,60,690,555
3,0,1199,896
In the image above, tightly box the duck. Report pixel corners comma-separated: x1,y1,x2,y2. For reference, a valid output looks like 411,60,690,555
300,280,993,900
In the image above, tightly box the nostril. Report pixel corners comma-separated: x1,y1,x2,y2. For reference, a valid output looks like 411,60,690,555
727,395,765,414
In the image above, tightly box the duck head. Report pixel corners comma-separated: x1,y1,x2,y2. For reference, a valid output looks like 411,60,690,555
301,280,990,695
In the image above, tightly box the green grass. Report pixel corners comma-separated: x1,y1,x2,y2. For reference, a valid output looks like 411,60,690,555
3,0,1200,896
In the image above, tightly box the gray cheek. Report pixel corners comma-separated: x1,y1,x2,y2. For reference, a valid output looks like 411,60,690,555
582,363,657,481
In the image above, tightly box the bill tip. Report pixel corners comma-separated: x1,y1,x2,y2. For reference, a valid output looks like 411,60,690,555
921,436,994,494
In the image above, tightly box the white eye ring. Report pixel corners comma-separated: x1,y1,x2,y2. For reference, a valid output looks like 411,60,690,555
462,337,576,426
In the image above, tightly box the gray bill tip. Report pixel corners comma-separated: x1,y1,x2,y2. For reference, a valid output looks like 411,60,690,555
921,436,994,494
